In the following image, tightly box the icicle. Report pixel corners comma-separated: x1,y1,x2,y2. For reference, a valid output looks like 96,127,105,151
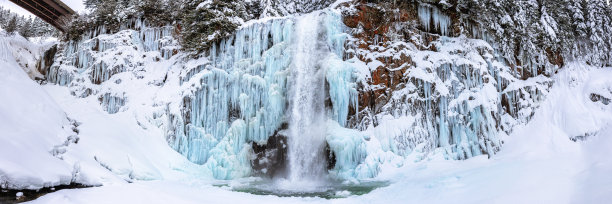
418,3,451,36
324,11,357,127
173,18,295,175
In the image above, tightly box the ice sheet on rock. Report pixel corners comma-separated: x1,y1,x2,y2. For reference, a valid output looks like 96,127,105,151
46,19,176,87
326,120,367,179
323,11,359,127
327,120,404,180
169,18,294,171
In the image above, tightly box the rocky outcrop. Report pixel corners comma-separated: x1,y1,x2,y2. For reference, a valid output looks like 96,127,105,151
36,44,57,81
338,1,552,160
251,128,288,178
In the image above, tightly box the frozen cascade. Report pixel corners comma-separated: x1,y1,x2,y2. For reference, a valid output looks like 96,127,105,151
287,12,328,182
171,18,295,177
170,10,358,180
99,93,126,114
41,18,177,118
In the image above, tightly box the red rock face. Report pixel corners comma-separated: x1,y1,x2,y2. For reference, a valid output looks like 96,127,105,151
341,2,420,116
546,47,564,68
341,1,466,116
342,2,418,44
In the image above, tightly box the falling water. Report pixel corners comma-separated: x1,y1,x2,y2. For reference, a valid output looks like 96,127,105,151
287,12,328,184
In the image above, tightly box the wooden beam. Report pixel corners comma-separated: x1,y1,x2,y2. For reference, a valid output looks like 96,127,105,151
53,0,75,14
9,0,57,21
41,0,70,16
8,0,74,32
19,0,62,19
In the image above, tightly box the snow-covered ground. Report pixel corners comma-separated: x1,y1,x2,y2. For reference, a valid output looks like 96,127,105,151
19,62,612,203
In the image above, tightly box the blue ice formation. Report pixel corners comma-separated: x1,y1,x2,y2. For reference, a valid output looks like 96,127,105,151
100,93,126,114
170,10,361,179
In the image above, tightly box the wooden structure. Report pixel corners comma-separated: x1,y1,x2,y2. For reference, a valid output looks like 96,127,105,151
8,0,75,31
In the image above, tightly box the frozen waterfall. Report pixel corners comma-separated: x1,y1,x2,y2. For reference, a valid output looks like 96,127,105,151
169,10,356,180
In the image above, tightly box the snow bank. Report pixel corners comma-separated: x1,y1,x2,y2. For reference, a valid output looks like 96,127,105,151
0,35,74,189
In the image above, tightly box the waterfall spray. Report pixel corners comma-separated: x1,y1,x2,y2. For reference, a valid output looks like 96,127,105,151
287,12,329,185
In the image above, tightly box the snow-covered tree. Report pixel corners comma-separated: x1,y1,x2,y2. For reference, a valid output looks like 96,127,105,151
255,0,335,18
453,0,612,68
5,16,18,34
583,0,611,65
181,0,249,53
18,17,33,38
1,6,57,38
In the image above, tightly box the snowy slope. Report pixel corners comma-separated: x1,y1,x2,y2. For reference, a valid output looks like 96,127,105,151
0,35,75,189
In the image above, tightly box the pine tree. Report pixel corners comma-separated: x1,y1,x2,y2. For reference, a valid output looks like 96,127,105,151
137,0,177,26
585,0,610,65
181,0,249,53
19,18,33,38
5,16,18,34
0,7,9,27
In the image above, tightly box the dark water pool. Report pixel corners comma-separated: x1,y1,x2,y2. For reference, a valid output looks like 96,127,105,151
216,179,389,199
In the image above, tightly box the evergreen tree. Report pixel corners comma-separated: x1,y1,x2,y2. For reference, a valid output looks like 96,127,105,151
19,18,33,38
585,0,610,65
0,6,56,37
5,16,18,34
181,0,248,53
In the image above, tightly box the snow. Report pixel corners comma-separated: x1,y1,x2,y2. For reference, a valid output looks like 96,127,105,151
0,35,75,190
27,62,612,204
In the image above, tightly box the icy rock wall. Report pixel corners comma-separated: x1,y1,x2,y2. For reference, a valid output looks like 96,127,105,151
38,7,390,181
169,18,295,173
42,18,178,119
41,2,554,181
337,2,553,177
99,93,126,114
45,19,176,87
